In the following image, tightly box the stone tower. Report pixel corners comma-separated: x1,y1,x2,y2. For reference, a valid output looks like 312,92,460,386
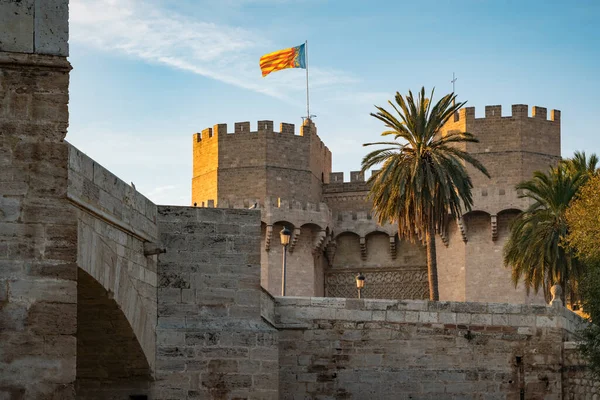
0,0,76,396
192,104,561,304
192,119,331,206
436,105,561,303
192,119,334,297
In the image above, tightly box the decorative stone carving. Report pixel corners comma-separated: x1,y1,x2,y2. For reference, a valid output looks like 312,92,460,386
439,230,449,246
325,241,337,266
550,284,563,307
325,268,429,300
312,230,327,254
143,242,166,256
265,225,273,251
491,214,498,241
389,235,397,259
289,228,301,253
321,232,332,253
457,217,467,242
360,236,367,260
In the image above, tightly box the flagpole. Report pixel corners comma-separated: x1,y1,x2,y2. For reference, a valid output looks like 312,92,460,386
305,40,310,121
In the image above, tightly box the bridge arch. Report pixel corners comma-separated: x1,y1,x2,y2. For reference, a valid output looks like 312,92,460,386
76,211,157,376
76,268,152,398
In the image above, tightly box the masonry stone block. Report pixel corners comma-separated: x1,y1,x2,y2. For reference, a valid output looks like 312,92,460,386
536,315,558,328
385,310,405,322
0,0,34,53
419,311,439,323
405,310,419,323
471,313,492,326
0,197,21,222
439,312,457,324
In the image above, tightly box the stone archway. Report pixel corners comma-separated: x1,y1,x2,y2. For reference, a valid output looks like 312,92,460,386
76,268,152,399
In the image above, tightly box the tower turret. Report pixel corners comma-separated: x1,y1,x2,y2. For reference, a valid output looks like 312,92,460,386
437,104,561,304
192,119,332,207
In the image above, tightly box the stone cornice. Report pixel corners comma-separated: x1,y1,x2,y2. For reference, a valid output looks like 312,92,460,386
0,51,72,71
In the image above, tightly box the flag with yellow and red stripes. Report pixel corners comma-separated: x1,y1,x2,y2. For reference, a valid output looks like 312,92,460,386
259,43,306,77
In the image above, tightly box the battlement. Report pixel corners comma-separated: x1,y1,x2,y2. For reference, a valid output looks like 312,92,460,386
197,197,330,213
335,210,374,222
323,171,373,195
452,105,560,123
329,171,368,183
194,120,321,142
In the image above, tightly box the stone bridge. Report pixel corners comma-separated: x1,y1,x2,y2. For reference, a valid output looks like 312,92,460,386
0,1,597,399
0,2,276,397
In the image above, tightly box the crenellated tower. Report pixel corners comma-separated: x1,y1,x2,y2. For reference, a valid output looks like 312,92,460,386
192,119,333,297
436,104,561,304
192,119,331,207
191,104,562,304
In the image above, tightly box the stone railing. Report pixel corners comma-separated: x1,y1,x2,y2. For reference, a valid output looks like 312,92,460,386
273,296,586,337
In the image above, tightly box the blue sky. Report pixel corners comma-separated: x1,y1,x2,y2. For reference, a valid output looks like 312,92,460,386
66,0,600,206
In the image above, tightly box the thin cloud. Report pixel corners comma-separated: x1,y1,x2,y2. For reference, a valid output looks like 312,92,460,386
70,0,356,99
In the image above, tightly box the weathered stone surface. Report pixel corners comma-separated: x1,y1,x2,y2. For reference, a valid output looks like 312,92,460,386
34,0,69,56
274,297,586,399
154,206,278,400
562,341,600,398
0,0,34,53
0,21,76,396
0,0,68,56
68,145,158,241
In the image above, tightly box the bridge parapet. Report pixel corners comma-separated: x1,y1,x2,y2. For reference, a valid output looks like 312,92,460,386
68,144,158,374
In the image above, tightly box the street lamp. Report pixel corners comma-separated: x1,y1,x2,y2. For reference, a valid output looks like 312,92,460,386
280,226,292,296
355,272,365,299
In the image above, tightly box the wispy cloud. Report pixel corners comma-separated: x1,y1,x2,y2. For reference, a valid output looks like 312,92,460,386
70,0,356,99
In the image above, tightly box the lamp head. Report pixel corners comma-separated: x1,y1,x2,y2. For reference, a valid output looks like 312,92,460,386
355,272,365,289
280,226,292,246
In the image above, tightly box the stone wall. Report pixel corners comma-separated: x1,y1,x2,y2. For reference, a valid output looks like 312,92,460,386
208,197,333,298
562,342,600,399
154,206,279,399
439,105,561,195
437,210,542,304
274,297,585,399
0,1,76,396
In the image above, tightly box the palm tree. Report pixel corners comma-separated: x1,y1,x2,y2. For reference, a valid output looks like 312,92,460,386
563,151,598,176
504,165,587,301
361,88,489,301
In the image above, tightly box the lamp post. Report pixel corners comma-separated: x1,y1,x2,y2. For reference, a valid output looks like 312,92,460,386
355,272,365,299
280,226,292,296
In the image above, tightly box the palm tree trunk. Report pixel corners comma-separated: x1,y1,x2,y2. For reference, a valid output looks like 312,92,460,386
426,225,440,301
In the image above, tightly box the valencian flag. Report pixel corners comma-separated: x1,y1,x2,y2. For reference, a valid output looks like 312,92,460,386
259,43,306,77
